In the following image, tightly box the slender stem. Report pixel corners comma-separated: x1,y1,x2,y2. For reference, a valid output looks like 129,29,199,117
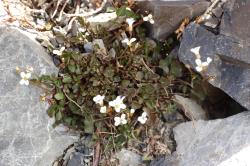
63,90,84,112
141,58,155,74
65,0,107,18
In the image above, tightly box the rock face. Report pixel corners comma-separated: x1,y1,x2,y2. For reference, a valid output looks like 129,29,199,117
0,26,78,166
178,0,250,110
136,0,210,40
116,149,143,166
172,111,250,166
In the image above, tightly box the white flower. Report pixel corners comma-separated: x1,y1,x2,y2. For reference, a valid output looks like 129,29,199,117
126,7,132,11
195,57,213,72
93,95,105,106
109,96,126,112
143,14,154,24
26,66,34,73
122,38,136,47
190,46,201,56
126,18,135,32
53,46,65,56
16,66,20,72
130,109,135,114
100,106,107,113
138,112,148,124
114,114,127,126
19,72,31,86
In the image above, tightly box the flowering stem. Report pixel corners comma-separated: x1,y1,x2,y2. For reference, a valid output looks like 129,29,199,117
140,58,155,74
63,90,88,113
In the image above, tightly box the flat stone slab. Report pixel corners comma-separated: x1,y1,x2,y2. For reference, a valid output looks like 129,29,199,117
0,26,78,166
172,111,250,166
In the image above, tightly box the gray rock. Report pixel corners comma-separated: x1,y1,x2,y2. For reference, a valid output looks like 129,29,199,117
178,22,250,110
136,0,210,40
84,42,93,53
174,95,208,120
116,149,143,166
0,26,78,166
204,17,220,28
67,152,87,166
172,111,250,166
86,12,124,32
220,0,250,43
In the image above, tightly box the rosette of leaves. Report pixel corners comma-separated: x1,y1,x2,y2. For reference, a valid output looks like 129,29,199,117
40,40,184,129
37,7,188,152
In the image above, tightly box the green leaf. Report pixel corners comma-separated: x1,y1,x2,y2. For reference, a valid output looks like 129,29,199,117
159,59,170,74
170,61,183,77
68,65,76,73
84,116,94,134
145,99,156,109
64,117,73,125
135,71,144,81
47,105,57,117
121,80,130,88
62,75,72,83
54,92,65,100
56,111,63,121
116,6,139,19
103,66,114,78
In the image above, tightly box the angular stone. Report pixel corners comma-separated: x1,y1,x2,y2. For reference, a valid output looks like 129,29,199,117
172,111,250,166
0,26,78,166
86,12,124,32
67,152,86,166
178,23,250,110
174,95,208,120
116,149,143,166
136,0,210,40
221,0,250,43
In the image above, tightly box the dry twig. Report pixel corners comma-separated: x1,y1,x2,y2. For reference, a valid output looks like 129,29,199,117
65,0,107,18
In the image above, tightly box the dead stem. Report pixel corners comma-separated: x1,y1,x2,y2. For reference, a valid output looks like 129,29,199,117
63,90,84,112
65,0,107,18
93,140,101,166
141,58,155,74
58,0,69,21
52,0,63,19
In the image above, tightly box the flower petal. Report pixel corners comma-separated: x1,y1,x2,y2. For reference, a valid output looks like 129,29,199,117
121,114,126,119
138,116,143,123
126,18,135,25
122,38,129,44
120,103,126,110
109,101,115,107
202,62,209,67
121,119,127,124
195,66,203,72
100,106,107,113
190,46,200,55
20,72,26,78
114,117,120,122
195,59,202,65
142,112,147,117
130,38,136,43
115,107,121,113
143,16,149,21
19,79,26,85
207,57,212,63
25,72,31,79
24,80,29,85
149,19,155,24
115,121,120,126
130,109,135,114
